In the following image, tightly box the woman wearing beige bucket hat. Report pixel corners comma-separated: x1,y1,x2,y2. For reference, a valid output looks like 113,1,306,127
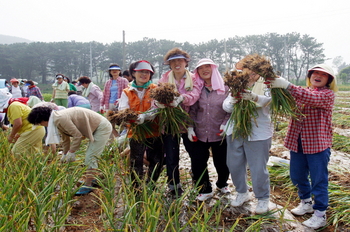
266,64,338,229
0,89,45,155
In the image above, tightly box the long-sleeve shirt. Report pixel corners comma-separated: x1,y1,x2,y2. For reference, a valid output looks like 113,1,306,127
189,86,230,142
284,85,335,154
26,86,43,100
101,77,129,109
223,94,273,141
53,107,105,154
68,94,90,108
158,72,203,113
87,84,103,112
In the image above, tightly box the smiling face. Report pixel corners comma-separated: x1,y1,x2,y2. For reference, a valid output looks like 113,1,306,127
134,70,151,86
309,70,330,89
169,58,187,75
197,64,212,82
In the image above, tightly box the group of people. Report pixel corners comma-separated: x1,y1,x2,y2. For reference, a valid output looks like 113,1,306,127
0,47,337,230
112,47,337,230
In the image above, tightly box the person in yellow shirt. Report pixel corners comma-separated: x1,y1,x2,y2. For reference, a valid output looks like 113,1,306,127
0,89,45,155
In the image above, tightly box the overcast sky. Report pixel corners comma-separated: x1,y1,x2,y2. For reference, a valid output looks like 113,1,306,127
1,0,350,68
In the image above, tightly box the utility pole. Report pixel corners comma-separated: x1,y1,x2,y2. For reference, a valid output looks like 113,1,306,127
123,30,126,70
90,43,93,78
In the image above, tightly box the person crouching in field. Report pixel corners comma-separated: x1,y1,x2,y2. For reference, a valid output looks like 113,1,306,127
27,106,112,195
0,89,45,155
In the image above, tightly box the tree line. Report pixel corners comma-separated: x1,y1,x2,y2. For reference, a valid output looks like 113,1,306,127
0,32,348,85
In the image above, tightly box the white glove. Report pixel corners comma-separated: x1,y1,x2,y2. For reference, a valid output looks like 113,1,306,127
187,127,198,142
60,152,76,163
268,77,290,89
230,97,239,104
154,100,166,109
169,95,184,107
217,124,226,136
136,114,146,124
241,90,258,101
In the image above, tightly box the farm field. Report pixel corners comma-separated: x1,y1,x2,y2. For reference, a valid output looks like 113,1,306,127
0,90,349,231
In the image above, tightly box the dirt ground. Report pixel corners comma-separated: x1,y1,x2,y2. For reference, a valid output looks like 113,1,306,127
65,91,350,231
64,136,350,232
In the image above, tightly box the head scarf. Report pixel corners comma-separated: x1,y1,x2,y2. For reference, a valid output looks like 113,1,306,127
0,89,12,112
194,58,225,95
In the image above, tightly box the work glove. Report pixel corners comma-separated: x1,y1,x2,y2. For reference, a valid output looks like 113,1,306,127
169,95,184,107
223,96,237,113
265,77,290,89
187,127,198,142
241,90,258,101
136,114,146,125
217,124,226,136
154,100,166,109
60,151,76,163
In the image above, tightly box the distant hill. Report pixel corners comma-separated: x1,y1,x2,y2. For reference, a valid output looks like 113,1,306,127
0,34,32,44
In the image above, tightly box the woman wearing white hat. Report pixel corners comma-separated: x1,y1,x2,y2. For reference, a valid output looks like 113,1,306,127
266,64,338,229
187,58,231,201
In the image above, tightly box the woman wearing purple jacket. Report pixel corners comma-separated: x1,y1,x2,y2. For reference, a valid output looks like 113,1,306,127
67,91,91,109
188,58,230,201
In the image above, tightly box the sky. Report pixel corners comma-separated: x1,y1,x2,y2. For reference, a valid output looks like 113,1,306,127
1,0,350,69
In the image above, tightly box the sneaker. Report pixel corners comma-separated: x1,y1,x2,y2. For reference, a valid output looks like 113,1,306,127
231,191,251,207
75,185,94,196
302,214,327,229
219,186,231,194
291,200,314,216
196,192,214,201
255,198,270,214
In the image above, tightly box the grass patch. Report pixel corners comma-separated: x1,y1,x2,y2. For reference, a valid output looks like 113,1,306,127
332,133,350,153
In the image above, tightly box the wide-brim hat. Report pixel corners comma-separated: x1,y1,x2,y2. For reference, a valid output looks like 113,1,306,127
307,63,338,92
307,64,335,79
194,58,218,70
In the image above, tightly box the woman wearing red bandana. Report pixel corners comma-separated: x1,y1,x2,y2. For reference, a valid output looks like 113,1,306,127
25,80,43,100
